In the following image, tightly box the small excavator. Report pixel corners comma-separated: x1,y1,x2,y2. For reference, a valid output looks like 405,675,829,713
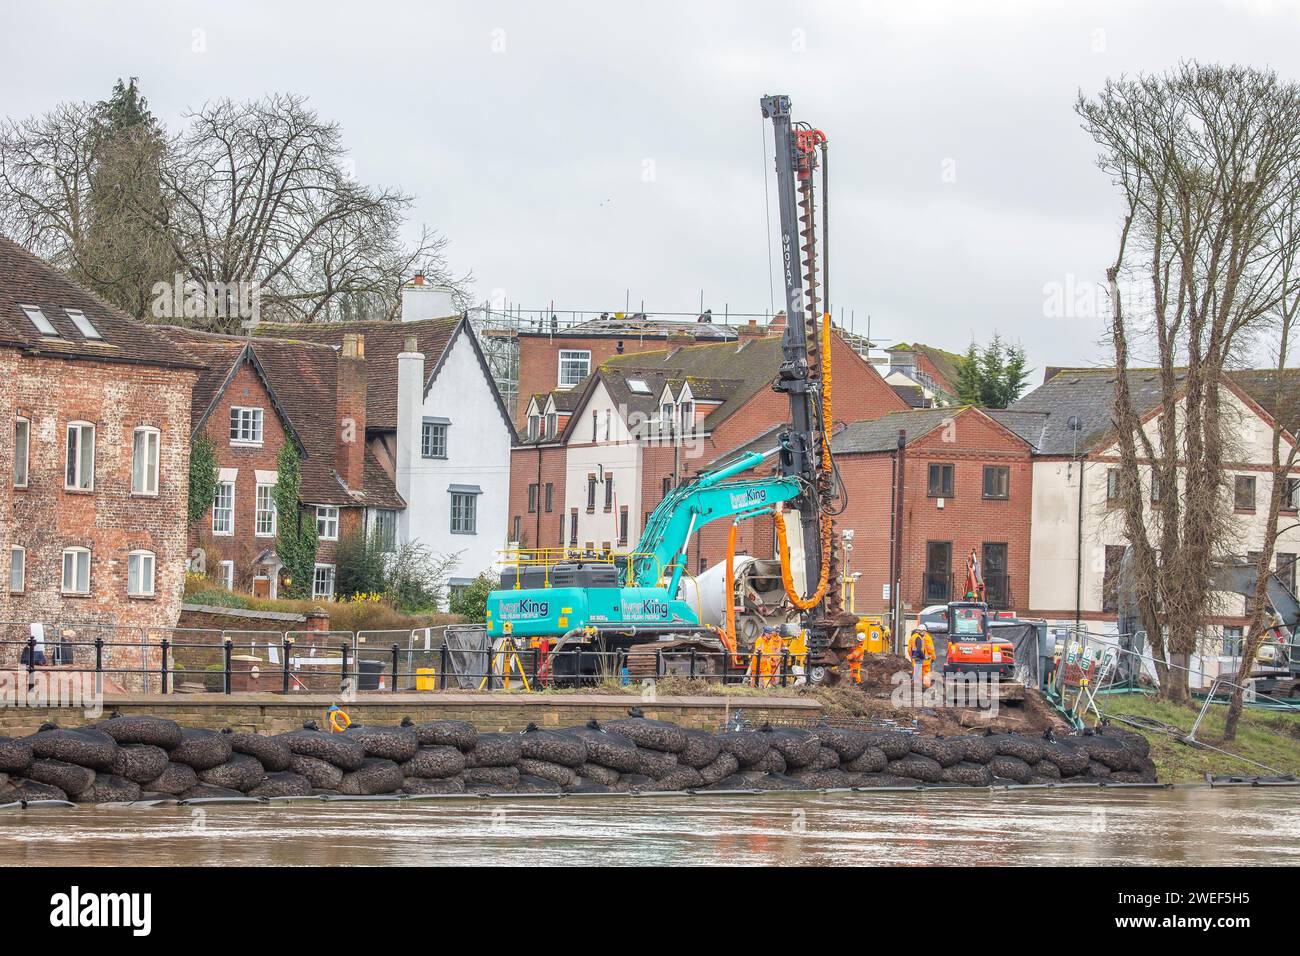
942,549,1017,679
484,93,859,684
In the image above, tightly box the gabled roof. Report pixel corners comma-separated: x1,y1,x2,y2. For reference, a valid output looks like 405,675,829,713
891,383,928,408
161,327,404,510
0,237,200,371
887,341,964,391
1009,368,1184,456
519,313,738,340
1227,369,1300,435
831,405,1037,455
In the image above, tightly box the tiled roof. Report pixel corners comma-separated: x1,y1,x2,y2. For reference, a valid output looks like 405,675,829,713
831,407,963,454
520,314,738,340
891,383,928,407
887,341,964,392
161,327,403,510
1009,368,1180,455
1228,369,1300,434
254,317,462,430
0,237,200,371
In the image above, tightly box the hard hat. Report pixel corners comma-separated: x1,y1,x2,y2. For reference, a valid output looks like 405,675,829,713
915,623,928,632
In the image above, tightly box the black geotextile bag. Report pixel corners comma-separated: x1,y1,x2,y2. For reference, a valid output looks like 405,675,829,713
97,715,183,749
25,726,117,770
566,722,639,771
277,729,366,771
517,758,577,788
200,753,266,792
465,733,523,767
402,776,465,795
413,720,477,751
518,725,588,767
73,774,142,804
247,771,311,798
809,725,871,761
604,715,688,753
0,736,33,774
144,762,199,795
401,746,466,780
762,728,821,767
111,744,169,784
290,754,344,789
27,758,94,795
339,759,403,796
717,731,771,767
229,732,292,771
344,724,419,762
169,728,233,771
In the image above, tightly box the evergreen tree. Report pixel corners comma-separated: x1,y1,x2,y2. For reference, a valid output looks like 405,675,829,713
955,335,1033,408
273,441,317,599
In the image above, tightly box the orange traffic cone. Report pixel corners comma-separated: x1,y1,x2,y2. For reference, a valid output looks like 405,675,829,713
377,675,386,691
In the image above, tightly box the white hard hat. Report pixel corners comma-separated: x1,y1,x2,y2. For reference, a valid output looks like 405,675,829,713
916,623,928,632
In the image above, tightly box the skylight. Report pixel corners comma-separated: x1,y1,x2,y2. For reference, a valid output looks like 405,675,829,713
628,378,651,394
20,305,59,338
65,308,102,340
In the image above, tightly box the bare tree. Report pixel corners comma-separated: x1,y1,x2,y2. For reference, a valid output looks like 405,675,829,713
1078,63,1300,702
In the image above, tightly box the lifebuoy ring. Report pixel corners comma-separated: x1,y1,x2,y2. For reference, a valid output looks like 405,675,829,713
328,706,351,733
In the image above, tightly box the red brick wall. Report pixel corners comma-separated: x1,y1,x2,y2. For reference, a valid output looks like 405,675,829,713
914,351,958,397
507,444,568,549
0,350,196,633
517,334,671,423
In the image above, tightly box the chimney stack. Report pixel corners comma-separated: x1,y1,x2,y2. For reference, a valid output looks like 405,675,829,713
665,331,695,349
737,319,764,347
336,333,367,491
395,336,426,527
769,311,787,332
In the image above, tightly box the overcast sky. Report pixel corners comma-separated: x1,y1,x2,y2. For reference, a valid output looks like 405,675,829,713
2,0,1296,376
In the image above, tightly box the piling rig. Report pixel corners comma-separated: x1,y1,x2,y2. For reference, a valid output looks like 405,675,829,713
482,93,857,684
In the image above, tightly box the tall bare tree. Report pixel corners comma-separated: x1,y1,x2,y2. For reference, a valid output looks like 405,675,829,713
1078,63,1300,702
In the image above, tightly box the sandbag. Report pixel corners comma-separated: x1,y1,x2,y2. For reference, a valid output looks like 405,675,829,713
339,758,403,796
1100,726,1150,759
850,773,916,788
953,735,998,764
763,728,821,767
565,778,614,794
143,762,199,795
908,736,964,767
111,744,170,785
1076,734,1135,771
988,754,1034,784
181,784,245,801
0,737,33,774
514,774,562,794
27,759,94,795
633,747,678,779
414,720,477,751
613,773,656,792
886,754,945,783
464,765,519,789
577,762,621,786
200,753,266,792
1031,760,1061,780
992,734,1047,764
97,715,183,749
517,758,578,788
941,761,994,787
402,775,465,795
401,746,466,780
803,747,841,772
290,754,343,790
861,731,912,760
679,729,723,768
464,733,522,768
169,728,233,771
0,779,68,802
518,728,587,767
26,727,117,770
751,749,787,774
652,765,704,791
844,746,887,774
277,729,366,771
736,771,809,791
702,774,757,791
717,731,771,767
792,769,853,789
344,724,419,762
567,725,639,772
604,717,687,753
809,725,871,761
248,771,312,798
698,752,740,786
229,732,292,772
73,774,141,804
1085,760,1112,779
1040,740,1089,776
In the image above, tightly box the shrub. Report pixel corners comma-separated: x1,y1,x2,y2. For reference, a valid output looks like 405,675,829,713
448,571,494,622
335,529,387,599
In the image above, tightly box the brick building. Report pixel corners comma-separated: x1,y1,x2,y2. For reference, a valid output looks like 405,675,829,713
163,328,404,600
883,342,965,407
0,238,200,635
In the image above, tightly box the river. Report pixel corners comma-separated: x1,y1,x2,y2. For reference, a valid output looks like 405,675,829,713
3,786,1296,866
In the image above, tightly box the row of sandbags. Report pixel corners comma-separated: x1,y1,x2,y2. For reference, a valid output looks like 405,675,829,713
0,712,1157,803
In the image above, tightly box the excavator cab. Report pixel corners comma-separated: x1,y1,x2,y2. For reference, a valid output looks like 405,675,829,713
943,601,1015,677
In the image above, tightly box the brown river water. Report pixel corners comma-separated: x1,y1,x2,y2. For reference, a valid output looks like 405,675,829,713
2,787,1296,866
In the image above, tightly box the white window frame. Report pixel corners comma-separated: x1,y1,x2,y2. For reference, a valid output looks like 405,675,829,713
229,406,264,446
558,349,591,388
65,422,95,491
132,426,161,496
255,483,278,537
679,400,694,435
527,414,540,441
213,481,235,535
546,412,557,438
64,308,102,340
127,550,156,597
14,417,29,488
10,546,25,593
316,505,339,541
61,547,91,595
20,304,59,337
219,559,235,591
312,563,336,600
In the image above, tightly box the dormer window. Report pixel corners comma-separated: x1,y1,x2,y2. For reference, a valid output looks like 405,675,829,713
661,402,674,431
527,414,540,441
546,412,557,437
679,400,694,434
65,308,102,340
20,305,59,337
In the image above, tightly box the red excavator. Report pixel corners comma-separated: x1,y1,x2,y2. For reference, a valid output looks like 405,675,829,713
942,549,1016,678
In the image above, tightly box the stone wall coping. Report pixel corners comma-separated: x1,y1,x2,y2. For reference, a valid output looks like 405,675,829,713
91,692,821,710
180,604,307,623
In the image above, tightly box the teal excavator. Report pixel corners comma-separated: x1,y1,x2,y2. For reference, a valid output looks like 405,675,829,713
484,94,856,683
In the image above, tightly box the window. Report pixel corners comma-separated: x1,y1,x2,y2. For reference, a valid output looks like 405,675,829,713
1150,471,1164,506
661,402,674,431
604,408,612,441
61,547,90,595
1283,477,1300,512
127,550,155,597
546,412,557,437
982,465,1009,500
558,350,591,387
545,483,554,513
13,418,29,488
65,422,95,490
1277,552,1297,597
604,473,614,511
527,415,540,441
372,508,397,551
983,542,1009,609
619,506,629,546
527,483,538,513
422,419,448,458
1234,475,1257,511
662,476,672,498
213,481,235,535
559,512,566,546
927,463,954,498
316,506,339,541
569,508,578,546
255,483,277,537
131,427,160,495
219,560,234,590
628,378,651,395
1106,468,1121,503
923,541,952,603
312,564,336,600
1102,545,1126,613
591,411,598,443
10,546,24,593
1222,626,1244,657
587,475,597,512
512,514,522,543
64,308,102,340
229,407,264,445
679,401,694,434
20,305,58,337
450,492,478,534
1246,551,1264,616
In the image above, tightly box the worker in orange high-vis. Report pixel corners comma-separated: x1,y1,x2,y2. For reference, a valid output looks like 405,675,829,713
908,624,936,689
750,626,782,687
844,637,866,685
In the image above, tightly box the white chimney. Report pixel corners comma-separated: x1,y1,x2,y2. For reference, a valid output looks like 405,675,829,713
396,335,425,518
401,274,457,323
